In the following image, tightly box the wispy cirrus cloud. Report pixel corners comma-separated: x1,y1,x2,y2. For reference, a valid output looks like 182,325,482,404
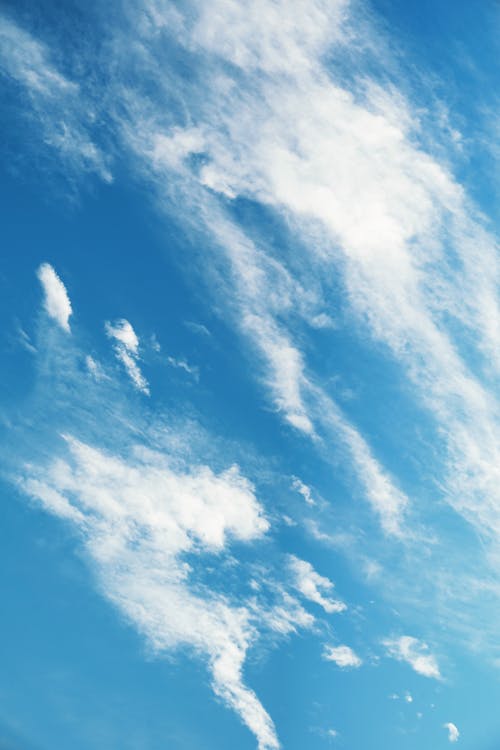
108,0,500,637
167,355,199,379
0,13,111,183
5,0,500,742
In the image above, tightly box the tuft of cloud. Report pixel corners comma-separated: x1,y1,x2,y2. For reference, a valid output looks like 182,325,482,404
105,319,139,353
36,263,72,332
444,722,459,743
383,636,441,679
167,355,199,380
288,555,346,614
323,644,362,669
105,319,149,395
291,476,315,506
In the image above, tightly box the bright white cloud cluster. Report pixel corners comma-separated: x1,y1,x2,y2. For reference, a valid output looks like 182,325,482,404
323,644,362,669
288,555,345,614
105,319,149,395
21,435,281,749
37,263,72,332
383,636,441,679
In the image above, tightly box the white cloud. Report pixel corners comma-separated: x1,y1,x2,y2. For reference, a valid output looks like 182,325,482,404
105,319,139,353
255,591,315,637
191,0,348,75
0,15,75,95
85,355,107,381
383,636,441,679
21,435,280,750
12,0,500,689
291,477,315,506
36,263,72,332
288,555,345,614
199,215,408,533
115,3,413,537
167,355,199,380
124,0,500,550
14,0,500,557
0,15,111,182
184,320,211,337
444,722,460,743
323,644,362,669
105,319,149,395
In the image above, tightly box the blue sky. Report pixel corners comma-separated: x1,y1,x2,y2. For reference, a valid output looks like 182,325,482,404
1,1,500,748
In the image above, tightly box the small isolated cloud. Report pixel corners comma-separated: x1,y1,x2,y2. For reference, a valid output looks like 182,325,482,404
36,263,72,332
327,728,339,740
288,555,346,614
405,692,413,703
291,476,315,506
0,17,112,183
185,320,211,337
151,334,161,352
105,319,149,395
444,722,459,743
323,644,362,669
309,313,337,330
167,355,199,380
383,636,441,679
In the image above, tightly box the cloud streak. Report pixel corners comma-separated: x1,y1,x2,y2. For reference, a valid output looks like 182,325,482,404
105,319,149,394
